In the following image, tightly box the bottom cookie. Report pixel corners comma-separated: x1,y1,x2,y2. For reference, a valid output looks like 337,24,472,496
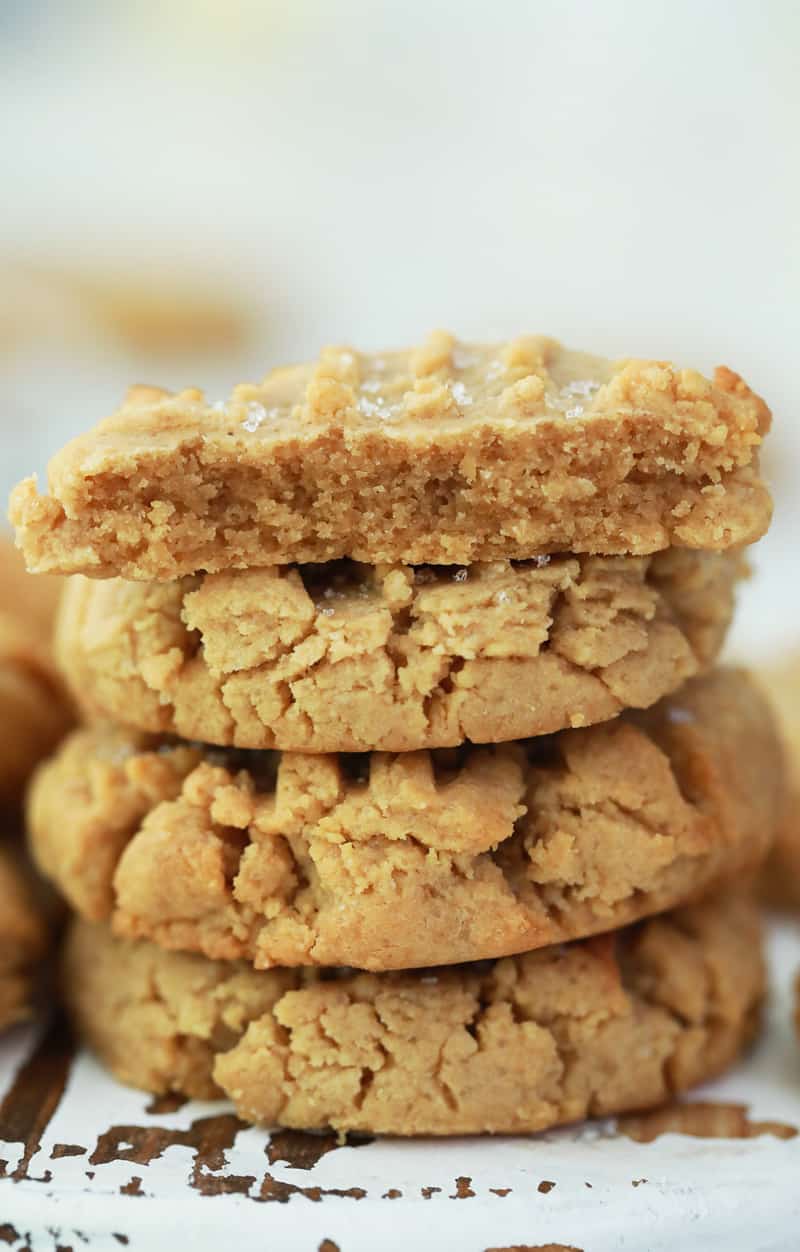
0,844,51,1029
63,891,763,1136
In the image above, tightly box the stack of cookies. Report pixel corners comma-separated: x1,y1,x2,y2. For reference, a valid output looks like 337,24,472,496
13,333,785,1135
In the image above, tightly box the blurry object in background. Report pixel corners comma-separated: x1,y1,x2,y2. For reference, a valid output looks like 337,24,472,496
0,259,256,358
126,0,316,49
0,534,73,806
0,530,63,641
0,842,52,1031
759,655,800,910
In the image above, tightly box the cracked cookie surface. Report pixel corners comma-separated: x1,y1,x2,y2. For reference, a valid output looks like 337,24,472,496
10,333,771,577
0,537,73,804
62,892,764,1135
56,549,741,752
30,669,783,971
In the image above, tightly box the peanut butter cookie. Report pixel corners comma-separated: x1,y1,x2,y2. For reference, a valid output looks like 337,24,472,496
55,549,741,752
30,669,782,971
62,891,764,1135
10,334,771,577
0,537,73,804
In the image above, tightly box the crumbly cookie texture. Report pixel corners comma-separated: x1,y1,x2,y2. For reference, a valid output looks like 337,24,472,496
0,537,73,804
30,669,782,971
56,549,741,752
62,892,764,1135
0,844,50,1029
757,655,800,909
9,334,771,577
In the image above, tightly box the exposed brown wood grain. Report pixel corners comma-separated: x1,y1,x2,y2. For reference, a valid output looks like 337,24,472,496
266,1128,373,1171
618,1101,798,1144
50,1143,85,1159
257,1174,367,1204
0,1014,75,1182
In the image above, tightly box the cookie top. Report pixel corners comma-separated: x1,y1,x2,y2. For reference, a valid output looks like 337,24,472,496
9,334,771,577
0,843,51,1030
63,891,764,1135
30,668,783,971
56,548,741,752
0,537,73,805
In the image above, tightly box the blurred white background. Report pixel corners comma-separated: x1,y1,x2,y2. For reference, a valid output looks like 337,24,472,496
1,0,797,656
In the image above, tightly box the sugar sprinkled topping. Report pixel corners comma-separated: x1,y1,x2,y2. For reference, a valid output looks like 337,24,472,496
564,379,601,399
453,568,468,583
320,605,336,617
486,359,504,380
242,401,279,433
495,589,511,605
533,554,551,568
210,400,227,412
358,396,393,419
450,380,473,406
362,378,382,393
546,378,601,418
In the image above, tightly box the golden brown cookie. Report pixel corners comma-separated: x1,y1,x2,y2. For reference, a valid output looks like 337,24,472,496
62,891,764,1135
30,669,783,971
0,844,51,1029
55,549,741,752
9,334,771,578
757,655,800,909
0,537,73,805
0,534,64,638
